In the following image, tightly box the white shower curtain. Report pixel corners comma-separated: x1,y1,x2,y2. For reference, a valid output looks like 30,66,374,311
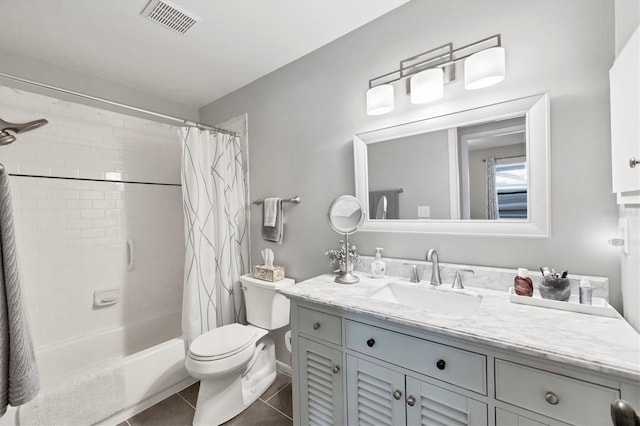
180,127,249,345
485,157,499,220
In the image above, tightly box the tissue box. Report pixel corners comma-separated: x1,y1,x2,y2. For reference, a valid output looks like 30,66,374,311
252,265,285,282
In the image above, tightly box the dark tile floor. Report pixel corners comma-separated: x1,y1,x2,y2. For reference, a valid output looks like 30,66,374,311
117,372,292,426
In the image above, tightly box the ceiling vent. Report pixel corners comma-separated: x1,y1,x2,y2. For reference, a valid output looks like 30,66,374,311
141,0,202,35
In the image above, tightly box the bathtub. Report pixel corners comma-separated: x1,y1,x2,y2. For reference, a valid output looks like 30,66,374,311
0,313,194,425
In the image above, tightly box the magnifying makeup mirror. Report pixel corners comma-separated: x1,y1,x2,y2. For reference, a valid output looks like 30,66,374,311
327,195,365,284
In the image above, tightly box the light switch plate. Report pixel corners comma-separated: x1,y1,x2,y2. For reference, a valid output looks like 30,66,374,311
417,205,431,218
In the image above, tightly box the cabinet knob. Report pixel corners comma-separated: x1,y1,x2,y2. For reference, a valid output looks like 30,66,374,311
312,322,320,330
332,365,340,374
406,396,416,407
611,399,640,426
545,391,559,405
393,390,402,400
630,157,639,169
436,359,446,370
366,338,375,348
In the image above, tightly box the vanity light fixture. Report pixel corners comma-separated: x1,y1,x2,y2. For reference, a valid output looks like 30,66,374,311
366,34,504,115
410,68,444,104
366,84,394,116
464,46,506,90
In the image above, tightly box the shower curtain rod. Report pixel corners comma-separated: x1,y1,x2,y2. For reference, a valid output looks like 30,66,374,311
0,72,239,137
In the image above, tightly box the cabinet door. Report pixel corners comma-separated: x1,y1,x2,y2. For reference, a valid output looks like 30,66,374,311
298,337,344,426
610,26,640,195
346,355,406,426
405,377,487,426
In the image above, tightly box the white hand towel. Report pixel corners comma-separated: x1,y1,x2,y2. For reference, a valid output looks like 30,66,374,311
263,198,279,227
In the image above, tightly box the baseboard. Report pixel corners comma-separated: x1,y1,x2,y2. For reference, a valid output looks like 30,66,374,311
276,360,292,376
97,376,197,426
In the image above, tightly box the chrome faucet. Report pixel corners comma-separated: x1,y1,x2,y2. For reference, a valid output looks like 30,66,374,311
426,249,441,286
404,264,421,283
452,269,474,289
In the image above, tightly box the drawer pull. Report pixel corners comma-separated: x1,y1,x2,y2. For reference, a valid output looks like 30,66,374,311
545,391,559,405
332,365,340,374
406,396,416,407
393,390,402,400
366,338,375,348
630,157,639,168
312,322,321,330
436,359,446,370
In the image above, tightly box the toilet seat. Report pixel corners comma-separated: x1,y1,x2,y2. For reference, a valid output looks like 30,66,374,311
189,323,257,361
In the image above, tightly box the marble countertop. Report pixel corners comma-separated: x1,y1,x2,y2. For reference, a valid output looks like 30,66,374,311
280,273,640,382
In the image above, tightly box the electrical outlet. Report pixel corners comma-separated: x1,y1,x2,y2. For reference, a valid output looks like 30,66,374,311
417,205,431,218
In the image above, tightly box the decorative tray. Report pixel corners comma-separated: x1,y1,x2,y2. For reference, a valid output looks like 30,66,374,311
508,288,620,318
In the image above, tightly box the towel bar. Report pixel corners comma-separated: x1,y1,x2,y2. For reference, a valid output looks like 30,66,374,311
252,196,301,205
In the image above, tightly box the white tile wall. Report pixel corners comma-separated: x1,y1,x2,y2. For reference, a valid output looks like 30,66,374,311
1,86,184,350
0,86,181,184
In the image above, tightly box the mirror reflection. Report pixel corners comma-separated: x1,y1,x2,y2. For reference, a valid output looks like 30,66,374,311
366,115,527,221
328,195,365,233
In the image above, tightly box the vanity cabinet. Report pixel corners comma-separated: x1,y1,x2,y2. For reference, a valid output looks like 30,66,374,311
346,355,487,426
294,307,346,425
290,300,637,426
495,359,619,426
297,337,344,425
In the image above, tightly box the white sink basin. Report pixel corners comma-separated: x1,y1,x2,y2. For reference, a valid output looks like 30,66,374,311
371,282,483,317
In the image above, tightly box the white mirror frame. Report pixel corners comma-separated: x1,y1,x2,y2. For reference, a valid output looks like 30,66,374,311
354,93,550,237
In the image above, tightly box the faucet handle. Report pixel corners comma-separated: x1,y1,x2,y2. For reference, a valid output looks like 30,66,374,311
452,269,474,289
403,264,421,283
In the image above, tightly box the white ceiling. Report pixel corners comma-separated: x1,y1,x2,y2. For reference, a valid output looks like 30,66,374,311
0,0,408,108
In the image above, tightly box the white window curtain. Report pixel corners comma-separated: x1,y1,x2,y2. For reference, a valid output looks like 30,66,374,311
180,127,249,345
485,157,499,220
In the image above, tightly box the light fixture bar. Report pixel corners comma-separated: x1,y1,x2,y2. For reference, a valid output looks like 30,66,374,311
368,34,501,89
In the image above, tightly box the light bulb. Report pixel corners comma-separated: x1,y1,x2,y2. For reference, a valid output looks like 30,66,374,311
366,84,394,116
410,68,444,104
464,47,506,90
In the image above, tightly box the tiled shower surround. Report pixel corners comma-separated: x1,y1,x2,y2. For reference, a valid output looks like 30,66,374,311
0,85,184,351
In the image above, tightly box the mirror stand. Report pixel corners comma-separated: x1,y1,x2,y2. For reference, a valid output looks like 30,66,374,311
335,232,359,284
327,195,365,285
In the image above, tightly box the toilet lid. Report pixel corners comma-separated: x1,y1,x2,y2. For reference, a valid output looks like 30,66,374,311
189,323,257,360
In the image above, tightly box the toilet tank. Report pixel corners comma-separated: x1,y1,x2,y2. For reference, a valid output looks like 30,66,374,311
240,275,294,329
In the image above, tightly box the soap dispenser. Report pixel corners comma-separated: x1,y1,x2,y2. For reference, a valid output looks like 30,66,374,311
371,248,386,278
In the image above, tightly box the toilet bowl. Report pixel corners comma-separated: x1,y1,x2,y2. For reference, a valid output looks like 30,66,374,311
185,275,294,426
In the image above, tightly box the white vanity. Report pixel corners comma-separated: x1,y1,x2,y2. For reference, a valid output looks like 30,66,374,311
281,273,640,426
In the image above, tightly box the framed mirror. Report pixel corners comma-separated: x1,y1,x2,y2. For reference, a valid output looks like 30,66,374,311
354,93,550,237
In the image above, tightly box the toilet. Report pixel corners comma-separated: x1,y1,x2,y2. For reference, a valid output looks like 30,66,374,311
185,275,294,426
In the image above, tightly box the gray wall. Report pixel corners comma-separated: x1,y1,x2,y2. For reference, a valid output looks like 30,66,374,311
0,49,198,121
368,130,450,219
200,1,621,313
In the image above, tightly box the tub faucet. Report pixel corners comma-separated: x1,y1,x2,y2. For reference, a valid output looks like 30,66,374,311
426,249,442,286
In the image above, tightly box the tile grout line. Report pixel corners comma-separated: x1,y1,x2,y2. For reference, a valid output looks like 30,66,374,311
264,380,292,403
176,392,196,410
261,399,293,421
258,382,291,402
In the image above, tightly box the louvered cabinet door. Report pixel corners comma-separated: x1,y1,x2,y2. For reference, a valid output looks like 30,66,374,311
298,338,345,426
346,355,406,426
405,377,487,426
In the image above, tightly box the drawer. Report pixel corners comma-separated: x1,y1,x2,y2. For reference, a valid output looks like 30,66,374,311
298,307,342,345
345,320,486,394
495,359,619,425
